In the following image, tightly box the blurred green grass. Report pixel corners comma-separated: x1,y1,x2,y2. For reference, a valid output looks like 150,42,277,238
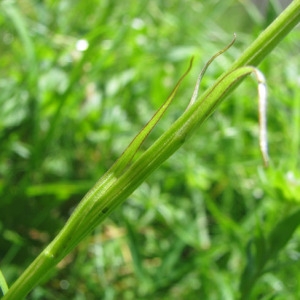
0,0,300,299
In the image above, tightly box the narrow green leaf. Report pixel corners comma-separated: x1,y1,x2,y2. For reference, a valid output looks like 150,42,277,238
108,57,194,178
1,1,37,76
0,270,8,296
267,209,300,259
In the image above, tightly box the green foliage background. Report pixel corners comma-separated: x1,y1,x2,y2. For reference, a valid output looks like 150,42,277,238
0,0,300,299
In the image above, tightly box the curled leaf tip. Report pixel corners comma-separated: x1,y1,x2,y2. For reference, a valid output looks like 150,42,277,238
187,34,237,110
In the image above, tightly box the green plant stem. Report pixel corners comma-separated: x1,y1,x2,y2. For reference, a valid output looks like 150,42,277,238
2,1,300,299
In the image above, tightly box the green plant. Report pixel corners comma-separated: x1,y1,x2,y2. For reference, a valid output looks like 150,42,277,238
1,0,300,299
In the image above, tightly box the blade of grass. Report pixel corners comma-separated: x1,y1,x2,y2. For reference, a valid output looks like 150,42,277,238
1,1,36,73
0,270,8,296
